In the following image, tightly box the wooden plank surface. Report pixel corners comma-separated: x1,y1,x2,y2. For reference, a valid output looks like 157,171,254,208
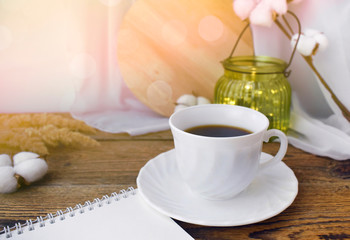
0,127,350,239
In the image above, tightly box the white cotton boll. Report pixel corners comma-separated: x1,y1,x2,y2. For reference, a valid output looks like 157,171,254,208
0,166,18,193
303,29,329,52
297,37,317,56
291,34,317,56
249,2,274,27
268,0,287,15
14,158,48,183
13,152,40,166
0,154,12,167
233,0,257,20
291,34,301,48
196,96,211,105
174,105,188,113
313,33,328,51
174,94,212,113
176,94,197,106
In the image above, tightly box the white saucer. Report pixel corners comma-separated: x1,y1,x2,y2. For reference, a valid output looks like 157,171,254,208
137,149,298,227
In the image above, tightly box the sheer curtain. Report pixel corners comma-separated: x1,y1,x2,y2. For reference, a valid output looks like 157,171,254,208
0,0,169,135
66,0,169,135
0,0,77,112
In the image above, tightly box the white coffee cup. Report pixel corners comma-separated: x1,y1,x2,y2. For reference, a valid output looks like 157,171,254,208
169,104,288,200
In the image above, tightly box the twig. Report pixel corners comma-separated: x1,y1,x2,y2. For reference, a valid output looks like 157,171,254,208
282,15,294,35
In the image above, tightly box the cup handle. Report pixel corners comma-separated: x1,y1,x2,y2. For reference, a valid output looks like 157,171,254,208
259,129,288,171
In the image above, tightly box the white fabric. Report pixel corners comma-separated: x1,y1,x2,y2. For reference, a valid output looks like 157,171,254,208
253,0,350,160
288,95,350,160
0,0,168,135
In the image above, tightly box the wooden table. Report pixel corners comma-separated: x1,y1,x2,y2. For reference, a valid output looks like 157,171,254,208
0,128,349,239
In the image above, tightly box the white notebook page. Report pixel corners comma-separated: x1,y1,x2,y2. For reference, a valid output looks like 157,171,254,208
1,189,193,240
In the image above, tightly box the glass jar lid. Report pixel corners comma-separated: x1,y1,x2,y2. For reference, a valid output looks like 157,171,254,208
222,56,287,74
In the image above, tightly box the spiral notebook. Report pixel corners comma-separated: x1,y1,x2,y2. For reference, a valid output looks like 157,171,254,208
0,187,193,240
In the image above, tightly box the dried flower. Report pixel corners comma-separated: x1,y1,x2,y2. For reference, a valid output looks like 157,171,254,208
0,113,100,155
0,113,96,134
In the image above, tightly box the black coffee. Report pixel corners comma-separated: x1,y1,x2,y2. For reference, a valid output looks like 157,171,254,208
185,124,252,137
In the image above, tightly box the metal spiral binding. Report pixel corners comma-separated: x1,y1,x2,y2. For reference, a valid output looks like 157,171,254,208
0,187,136,238
47,213,55,224
14,224,22,235
26,220,34,231
66,207,75,217
37,216,45,227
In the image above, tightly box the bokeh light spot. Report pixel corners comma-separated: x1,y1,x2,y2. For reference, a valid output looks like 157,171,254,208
198,15,224,42
162,20,188,46
0,26,13,51
147,81,173,106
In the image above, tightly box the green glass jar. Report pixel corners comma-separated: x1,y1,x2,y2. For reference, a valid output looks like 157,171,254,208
214,56,291,133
